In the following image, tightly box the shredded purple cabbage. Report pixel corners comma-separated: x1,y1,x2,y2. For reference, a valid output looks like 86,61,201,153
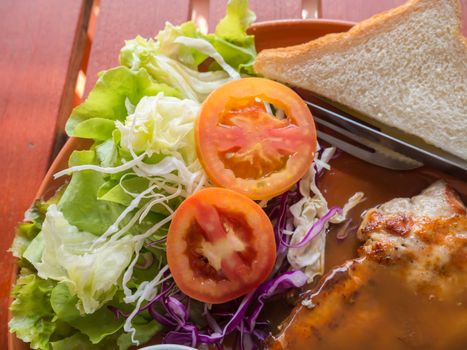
266,186,302,274
127,269,308,349
108,305,127,320
283,206,342,248
149,306,177,327
332,147,343,159
335,218,357,240
146,236,167,246
245,270,308,332
115,156,345,348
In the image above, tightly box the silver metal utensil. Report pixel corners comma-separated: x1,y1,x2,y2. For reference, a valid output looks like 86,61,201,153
301,93,467,178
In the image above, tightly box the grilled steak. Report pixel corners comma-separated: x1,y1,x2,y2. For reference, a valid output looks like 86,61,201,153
268,181,467,350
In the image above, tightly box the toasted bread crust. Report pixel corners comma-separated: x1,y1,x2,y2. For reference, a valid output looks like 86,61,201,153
254,0,467,160
255,0,465,71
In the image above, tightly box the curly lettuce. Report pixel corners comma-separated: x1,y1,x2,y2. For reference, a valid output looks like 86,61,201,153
119,0,256,102
9,271,56,350
10,0,257,349
65,67,180,141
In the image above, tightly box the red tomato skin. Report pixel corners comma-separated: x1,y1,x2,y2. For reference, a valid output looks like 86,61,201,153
167,187,276,304
195,77,316,200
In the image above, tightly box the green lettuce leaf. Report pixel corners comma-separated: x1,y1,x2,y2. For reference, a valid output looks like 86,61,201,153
32,204,135,314
98,177,150,206
215,0,256,45
120,36,231,102
72,118,116,142
58,150,124,235
50,283,123,343
11,221,42,259
116,316,162,350
66,67,180,140
51,333,121,350
9,270,56,350
51,334,94,350
205,34,256,74
156,21,207,68
58,149,171,236
119,0,256,102
119,35,158,70
95,138,118,167
10,194,62,259
23,231,44,265
98,177,182,218
208,0,256,74
121,21,208,71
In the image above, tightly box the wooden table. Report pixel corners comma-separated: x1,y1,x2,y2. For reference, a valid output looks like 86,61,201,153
1,0,466,347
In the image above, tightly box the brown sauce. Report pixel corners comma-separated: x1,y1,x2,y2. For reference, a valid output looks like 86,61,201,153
322,153,467,269
271,259,467,350
264,153,467,349
139,154,466,350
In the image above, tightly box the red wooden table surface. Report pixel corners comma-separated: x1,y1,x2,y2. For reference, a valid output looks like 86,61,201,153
1,0,466,348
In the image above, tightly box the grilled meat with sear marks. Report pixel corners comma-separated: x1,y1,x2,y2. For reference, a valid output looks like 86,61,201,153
269,181,467,350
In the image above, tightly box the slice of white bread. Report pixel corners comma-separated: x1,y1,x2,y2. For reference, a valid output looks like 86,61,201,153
255,0,467,160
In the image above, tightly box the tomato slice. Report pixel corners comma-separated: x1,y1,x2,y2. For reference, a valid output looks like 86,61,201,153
166,187,276,304
195,77,316,200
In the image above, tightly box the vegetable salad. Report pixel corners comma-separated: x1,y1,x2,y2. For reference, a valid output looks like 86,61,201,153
9,1,363,349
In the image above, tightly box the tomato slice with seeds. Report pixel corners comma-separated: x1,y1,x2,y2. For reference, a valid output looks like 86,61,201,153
195,77,316,200
166,187,276,304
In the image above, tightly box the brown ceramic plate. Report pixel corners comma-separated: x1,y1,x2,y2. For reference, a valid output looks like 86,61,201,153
9,19,467,349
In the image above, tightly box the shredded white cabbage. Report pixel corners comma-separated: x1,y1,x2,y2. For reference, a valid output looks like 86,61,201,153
331,192,366,224
152,54,231,102
287,144,365,282
121,28,240,103
91,185,159,248
50,16,372,340
53,152,148,179
174,36,240,80
263,101,273,115
287,165,329,282
125,97,136,115
123,265,172,345
46,13,252,346
53,82,209,342
116,93,200,161
65,91,207,340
